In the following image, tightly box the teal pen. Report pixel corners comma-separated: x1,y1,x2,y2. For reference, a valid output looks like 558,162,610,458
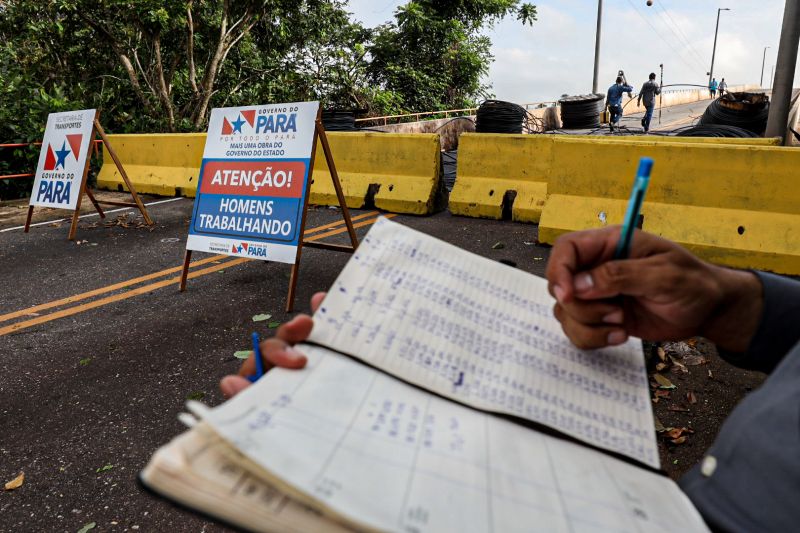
247,331,265,383
613,157,653,259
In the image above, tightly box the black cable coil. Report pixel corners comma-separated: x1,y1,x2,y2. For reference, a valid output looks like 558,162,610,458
558,93,605,129
697,93,770,135
322,110,358,131
476,100,527,133
673,124,760,138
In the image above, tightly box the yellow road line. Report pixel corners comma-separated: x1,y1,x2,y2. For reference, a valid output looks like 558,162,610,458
0,211,379,324
0,215,391,337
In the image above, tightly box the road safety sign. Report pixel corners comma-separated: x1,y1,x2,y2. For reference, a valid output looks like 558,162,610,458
185,102,319,264
30,109,97,210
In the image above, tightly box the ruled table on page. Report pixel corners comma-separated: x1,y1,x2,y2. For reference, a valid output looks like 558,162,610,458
308,217,659,468
202,346,708,533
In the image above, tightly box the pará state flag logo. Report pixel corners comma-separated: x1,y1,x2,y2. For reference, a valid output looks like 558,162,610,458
43,134,83,171
221,110,256,135
231,242,249,254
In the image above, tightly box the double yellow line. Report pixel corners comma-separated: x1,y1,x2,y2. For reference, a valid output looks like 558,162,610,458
0,212,392,337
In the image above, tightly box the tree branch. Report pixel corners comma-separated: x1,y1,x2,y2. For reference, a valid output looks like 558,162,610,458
186,0,199,96
153,33,176,131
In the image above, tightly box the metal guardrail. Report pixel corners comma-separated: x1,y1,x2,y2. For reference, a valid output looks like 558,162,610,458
0,140,102,181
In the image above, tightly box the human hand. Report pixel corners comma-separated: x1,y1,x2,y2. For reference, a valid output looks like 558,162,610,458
545,227,762,351
220,292,326,398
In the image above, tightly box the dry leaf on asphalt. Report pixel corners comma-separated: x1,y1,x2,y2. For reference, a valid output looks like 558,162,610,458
669,405,691,413
669,355,688,373
657,346,666,362
654,417,666,432
4,472,24,490
670,436,688,445
654,390,671,398
687,391,698,404
653,373,676,389
655,362,668,372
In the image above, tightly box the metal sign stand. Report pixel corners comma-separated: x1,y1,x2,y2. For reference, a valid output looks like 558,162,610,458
179,109,359,312
24,117,153,240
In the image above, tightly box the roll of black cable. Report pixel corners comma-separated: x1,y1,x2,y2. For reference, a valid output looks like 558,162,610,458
559,93,605,129
475,100,526,133
697,92,769,135
322,110,357,131
674,124,759,138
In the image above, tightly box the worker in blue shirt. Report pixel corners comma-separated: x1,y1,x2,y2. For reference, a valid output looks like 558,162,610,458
709,78,719,98
605,76,634,132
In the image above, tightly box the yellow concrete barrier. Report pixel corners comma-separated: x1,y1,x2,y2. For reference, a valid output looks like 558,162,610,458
96,132,441,215
582,135,781,146
537,138,800,274
449,134,552,222
96,134,205,197
449,133,778,224
310,132,441,214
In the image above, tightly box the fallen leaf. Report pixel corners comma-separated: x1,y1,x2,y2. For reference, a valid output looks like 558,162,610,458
655,362,668,372
79,358,91,366
667,428,686,439
708,369,714,379
654,417,666,432
653,374,676,389
252,314,272,322
492,242,505,250
670,436,687,445
268,321,281,329
673,459,679,465
77,522,97,533
669,355,688,373
657,346,666,362
4,472,24,490
683,354,708,366
687,391,697,404
234,350,251,360
654,390,671,398
95,464,114,473
186,391,205,401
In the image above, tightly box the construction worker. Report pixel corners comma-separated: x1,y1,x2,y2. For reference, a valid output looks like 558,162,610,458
637,72,661,132
709,78,719,98
606,76,633,132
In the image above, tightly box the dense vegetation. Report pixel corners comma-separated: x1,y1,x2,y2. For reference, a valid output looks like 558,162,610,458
0,0,535,198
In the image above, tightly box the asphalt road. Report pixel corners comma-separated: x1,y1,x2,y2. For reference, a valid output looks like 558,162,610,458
0,198,551,532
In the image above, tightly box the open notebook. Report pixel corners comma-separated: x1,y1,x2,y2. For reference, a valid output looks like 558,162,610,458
141,218,709,532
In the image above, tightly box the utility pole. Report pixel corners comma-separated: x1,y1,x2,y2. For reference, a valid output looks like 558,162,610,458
765,0,800,141
592,0,603,94
708,8,730,87
761,46,770,87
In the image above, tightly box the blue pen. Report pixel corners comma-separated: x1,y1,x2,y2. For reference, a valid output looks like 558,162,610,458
247,332,265,383
613,157,653,259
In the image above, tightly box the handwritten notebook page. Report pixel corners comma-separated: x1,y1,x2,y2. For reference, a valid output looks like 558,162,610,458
202,345,708,533
141,423,353,533
308,217,659,468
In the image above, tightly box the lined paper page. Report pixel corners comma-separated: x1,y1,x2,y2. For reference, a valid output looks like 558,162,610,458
141,423,353,532
203,346,708,533
308,217,659,468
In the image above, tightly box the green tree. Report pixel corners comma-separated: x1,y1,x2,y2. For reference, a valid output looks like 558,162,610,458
367,0,537,113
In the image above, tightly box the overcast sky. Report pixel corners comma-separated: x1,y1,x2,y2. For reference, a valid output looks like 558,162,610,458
346,0,797,104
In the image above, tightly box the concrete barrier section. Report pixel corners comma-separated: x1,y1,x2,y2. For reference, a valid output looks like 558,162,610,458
449,134,551,222
310,132,441,214
537,138,800,275
450,133,778,224
96,134,206,197
96,132,441,215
